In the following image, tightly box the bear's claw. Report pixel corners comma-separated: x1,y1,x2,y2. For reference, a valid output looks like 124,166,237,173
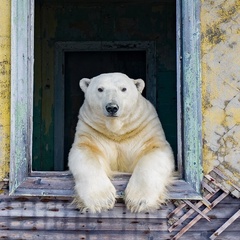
73,190,116,213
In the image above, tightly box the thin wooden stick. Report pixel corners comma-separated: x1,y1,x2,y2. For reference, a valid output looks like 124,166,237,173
210,209,240,240
172,192,228,240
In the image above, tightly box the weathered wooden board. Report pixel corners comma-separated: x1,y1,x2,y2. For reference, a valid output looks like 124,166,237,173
0,193,239,239
9,175,202,200
0,229,240,240
1,217,240,232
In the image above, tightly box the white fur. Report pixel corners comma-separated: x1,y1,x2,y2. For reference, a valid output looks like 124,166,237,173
68,72,174,213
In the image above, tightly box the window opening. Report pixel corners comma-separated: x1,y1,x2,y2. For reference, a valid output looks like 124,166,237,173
32,0,178,173
10,0,202,199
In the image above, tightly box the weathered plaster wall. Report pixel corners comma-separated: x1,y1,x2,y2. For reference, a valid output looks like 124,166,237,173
201,0,240,185
0,0,11,181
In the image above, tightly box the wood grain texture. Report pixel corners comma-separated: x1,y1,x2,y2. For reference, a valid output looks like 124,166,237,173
0,194,239,239
10,0,34,194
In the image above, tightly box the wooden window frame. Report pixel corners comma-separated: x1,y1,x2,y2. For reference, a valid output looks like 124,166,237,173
10,0,203,200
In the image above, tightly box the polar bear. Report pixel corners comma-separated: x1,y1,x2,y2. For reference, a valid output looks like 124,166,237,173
68,72,174,213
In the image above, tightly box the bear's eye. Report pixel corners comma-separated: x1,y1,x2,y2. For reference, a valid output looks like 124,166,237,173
121,87,127,92
98,87,104,92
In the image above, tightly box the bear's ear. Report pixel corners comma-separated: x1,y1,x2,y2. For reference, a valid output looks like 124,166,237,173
134,79,145,93
79,78,91,92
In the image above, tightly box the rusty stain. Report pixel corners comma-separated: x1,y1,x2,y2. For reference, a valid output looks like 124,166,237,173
15,197,30,202
131,221,139,224
5,206,13,210
205,26,226,45
48,208,59,212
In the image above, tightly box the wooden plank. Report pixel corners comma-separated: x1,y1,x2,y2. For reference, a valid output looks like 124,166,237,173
0,196,239,219
0,217,169,231
0,200,174,219
9,175,202,200
1,217,240,232
0,230,174,240
210,210,240,239
1,193,239,219
210,232,240,240
1,229,240,240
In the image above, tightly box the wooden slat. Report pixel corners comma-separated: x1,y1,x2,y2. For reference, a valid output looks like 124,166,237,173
1,229,240,240
184,200,210,221
0,194,239,239
211,168,240,194
0,217,169,231
205,175,230,194
168,191,218,232
1,217,240,232
0,199,174,219
210,210,240,240
202,181,216,194
172,192,228,240
201,197,213,209
167,201,186,219
1,193,239,220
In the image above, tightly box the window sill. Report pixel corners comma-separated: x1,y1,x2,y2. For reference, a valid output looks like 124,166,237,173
10,173,202,200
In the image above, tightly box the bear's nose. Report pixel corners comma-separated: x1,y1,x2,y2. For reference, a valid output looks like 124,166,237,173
106,103,119,115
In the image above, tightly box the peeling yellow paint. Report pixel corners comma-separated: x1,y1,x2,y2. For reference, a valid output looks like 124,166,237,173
218,162,240,189
0,0,11,180
201,0,240,176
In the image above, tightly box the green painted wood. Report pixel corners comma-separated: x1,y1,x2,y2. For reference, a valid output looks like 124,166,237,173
10,0,35,193
181,0,203,193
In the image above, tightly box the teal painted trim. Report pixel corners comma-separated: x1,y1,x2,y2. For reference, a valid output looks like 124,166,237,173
181,0,203,194
10,0,35,194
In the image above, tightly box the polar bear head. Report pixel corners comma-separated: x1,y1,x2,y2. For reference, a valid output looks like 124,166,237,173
79,73,145,119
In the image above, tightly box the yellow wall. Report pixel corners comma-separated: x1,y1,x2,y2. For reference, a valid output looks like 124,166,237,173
0,0,11,180
201,0,240,186
0,0,239,181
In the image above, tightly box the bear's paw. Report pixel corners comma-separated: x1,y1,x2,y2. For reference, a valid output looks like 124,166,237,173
125,183,168,213
73,180,116,213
